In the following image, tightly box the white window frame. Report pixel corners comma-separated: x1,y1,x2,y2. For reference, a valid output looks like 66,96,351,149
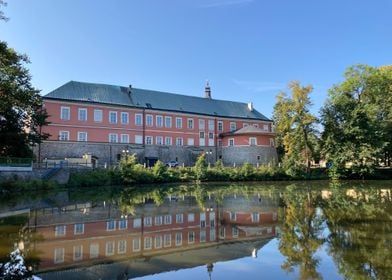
77,131,87,142
105,241,115,256
78,108,87,121
94,109,103,122
164,234,172,247
118,240,127,254
251,212,260,222
54,248,65,264
264,124,269,131
187,138,194,146
176,137,183,146
187,118,194,129
176,117,182,129
144,237,152,250
135,113,143,126
145,136,153,145
208,119,214,131
155,236,162,249
89,243,99,259
200,230,206,242
164,215,172,224
144,216,152,226
188,213,195,222
156,136,163,145
59,131,69,141
60,106,70,121
121,112,129,124
109,111,117,124
165,116,172,128
133,238,141,252
146,114,153,127
121,134,129,143
135,135,143,144
55,225,66,237
228,138,234,147
243,123,249,128
165,137,172,146
270,138,275,147
188,231,195,244
175,232,182,246
73,245,83,261
74,223,84,235
230,122,236,132
119,219,128,230
218,121,223,132
249,137,257,146
232,226,239,238
106,220,116,231
156,115,163,127
175,213,183,223
199,119,205,130
109,133,118,143
133,218,141,228
155,216,163,225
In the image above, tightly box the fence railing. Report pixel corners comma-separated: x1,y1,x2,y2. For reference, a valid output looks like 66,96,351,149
0,157,33,167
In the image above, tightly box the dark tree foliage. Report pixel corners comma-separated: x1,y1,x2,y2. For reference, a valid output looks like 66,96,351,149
0,41,49,158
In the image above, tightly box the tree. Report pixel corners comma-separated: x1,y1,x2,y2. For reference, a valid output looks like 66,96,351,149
0,35,49,158
320,65,392,178
194,153,208,181
0,1,7,22
273,81,318,176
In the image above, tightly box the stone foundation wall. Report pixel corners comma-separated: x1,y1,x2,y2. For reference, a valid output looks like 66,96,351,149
34,141,277,167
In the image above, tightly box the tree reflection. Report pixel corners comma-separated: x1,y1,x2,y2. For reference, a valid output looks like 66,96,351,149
323,182,392,280
278,184,325,280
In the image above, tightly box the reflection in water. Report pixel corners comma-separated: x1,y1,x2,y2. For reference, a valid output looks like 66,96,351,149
0,182,391,280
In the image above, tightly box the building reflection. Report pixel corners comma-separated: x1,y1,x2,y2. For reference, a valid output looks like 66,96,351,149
28,191,279,278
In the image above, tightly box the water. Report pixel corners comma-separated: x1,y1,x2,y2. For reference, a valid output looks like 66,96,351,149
0,181,391,280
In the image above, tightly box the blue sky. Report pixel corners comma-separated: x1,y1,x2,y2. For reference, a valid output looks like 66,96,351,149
1,0,391,118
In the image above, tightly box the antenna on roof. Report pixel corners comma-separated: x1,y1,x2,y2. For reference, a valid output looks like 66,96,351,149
128,84,132,95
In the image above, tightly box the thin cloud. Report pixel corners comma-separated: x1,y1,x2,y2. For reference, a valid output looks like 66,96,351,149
200,0,253,8
233,79,286,93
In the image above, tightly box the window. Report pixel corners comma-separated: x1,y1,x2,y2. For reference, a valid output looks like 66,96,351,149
107,220,116,231
109,133,118,143
187,138,194,146
199,132,205,139
188,213,195,222
253,123,259,128
105,241,115,256
243,123,249,128
210,212,215,228
54,248,65,264
133,218,141,228
232,226,239,238
74,223,84,235
230,122,236,132
218,121,223,132
263,124,269,131
230,212,236,221
199,119,205,130
60,106,70,120
165,137,172,146
210,229,216,241
188,118,194,129
188,231,195,244
144,216,152,226
155,236,162,248
156,115,163,127
208,120,214,130
78,108,87,121
135,113,143,126
133,238,141,252
119,219,128,230
121,112,129,124
267,227,273,234
270,138,275,147
250,137,257,146
146,114,153,126
272,212,278,221
176,213,183,223
252,212,260,222
164,234,171,247
89,243,99,259
176,137,183,146
145,136,153,145
121,134,129,143
220,227,226,239
135,135,143,144
55,225,66,237
175,232,182,246
200,230,206,242
77,132,87,142
156,136,163,145
144,237,152,250
228,138,234,147
109,111,117,124
176,117,182,128
165,116,172,128
118,240,127,254
73,245,83,261
164,215,172,224
155,216,163,225
218,139,223,147
59,131,69,141
200,212,206,228
94,109,103,122
208,132,214,139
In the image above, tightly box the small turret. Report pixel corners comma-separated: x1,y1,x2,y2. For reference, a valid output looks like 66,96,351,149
204,81,211,99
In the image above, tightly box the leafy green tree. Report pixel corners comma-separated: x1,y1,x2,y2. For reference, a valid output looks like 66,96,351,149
194,153,208,181
152,160,167,181
0,39,49,158
273,81,318,176
321,65,392,178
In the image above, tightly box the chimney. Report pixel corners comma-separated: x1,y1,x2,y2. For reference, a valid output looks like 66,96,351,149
248,102,253,111
128,84,132,94
204,81,211,99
